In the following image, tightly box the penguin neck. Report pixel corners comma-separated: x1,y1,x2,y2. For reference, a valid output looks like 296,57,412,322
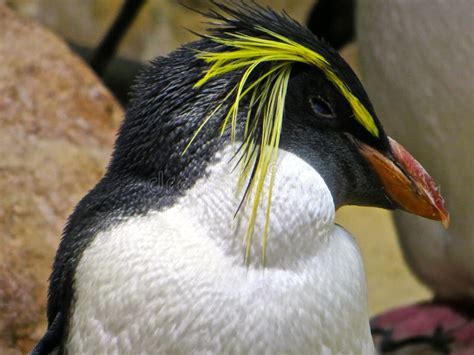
174,143,336,268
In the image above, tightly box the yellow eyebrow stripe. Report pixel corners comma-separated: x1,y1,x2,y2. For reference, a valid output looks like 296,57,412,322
195,28,379,137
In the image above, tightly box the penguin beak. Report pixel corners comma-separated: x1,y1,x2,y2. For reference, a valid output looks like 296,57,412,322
357,137,450,228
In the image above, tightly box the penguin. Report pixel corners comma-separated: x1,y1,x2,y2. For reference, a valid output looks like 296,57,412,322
32,3,448,354
357,0,473,304
356,0,474,352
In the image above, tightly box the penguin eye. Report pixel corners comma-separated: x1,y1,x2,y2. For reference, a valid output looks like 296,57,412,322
309,95,336,119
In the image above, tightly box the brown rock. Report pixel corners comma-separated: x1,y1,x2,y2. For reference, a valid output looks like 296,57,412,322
0,5,122,353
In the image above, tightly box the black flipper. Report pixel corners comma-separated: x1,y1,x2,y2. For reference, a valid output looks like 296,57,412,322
30,311,65,355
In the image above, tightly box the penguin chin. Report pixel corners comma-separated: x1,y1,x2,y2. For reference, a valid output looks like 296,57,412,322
158,141,337,267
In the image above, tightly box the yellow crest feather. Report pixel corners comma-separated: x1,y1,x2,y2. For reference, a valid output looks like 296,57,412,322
185,11,379,263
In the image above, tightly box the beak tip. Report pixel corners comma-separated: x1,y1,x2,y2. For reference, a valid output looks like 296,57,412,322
441,213,450,229
431,189,449,229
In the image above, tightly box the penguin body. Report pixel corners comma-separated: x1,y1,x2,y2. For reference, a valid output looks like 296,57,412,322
33,3,448,354
357,0,474,300
356,1,474,352
67,146,373,354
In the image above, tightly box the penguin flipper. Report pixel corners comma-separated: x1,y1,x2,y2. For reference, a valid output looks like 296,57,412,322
30,311,65,355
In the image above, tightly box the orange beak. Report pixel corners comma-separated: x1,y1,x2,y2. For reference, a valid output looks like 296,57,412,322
358,137,449,228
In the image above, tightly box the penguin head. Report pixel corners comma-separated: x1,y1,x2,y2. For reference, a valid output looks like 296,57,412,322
280,62,389,209
111,2,449,253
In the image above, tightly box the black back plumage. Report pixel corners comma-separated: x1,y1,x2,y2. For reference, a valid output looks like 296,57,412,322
32,40,233,353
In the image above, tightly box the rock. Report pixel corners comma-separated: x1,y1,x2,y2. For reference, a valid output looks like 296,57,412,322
0,5,122,353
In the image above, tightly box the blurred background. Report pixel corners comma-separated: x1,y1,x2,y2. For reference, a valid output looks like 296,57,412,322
3,0,471,353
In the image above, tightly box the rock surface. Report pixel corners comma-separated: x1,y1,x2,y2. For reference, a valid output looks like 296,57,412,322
0,5,122,353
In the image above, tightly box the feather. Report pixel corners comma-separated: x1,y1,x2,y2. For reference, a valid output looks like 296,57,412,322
184,1,379,262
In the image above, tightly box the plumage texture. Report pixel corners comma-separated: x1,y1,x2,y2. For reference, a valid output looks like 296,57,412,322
67,146,374,354
33,3,396,353
187,2,383,261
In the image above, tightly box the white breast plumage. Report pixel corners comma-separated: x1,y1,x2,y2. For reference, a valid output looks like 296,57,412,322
67,145,374,354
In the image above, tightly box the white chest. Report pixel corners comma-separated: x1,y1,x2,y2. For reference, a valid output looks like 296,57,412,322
67,147,374,354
